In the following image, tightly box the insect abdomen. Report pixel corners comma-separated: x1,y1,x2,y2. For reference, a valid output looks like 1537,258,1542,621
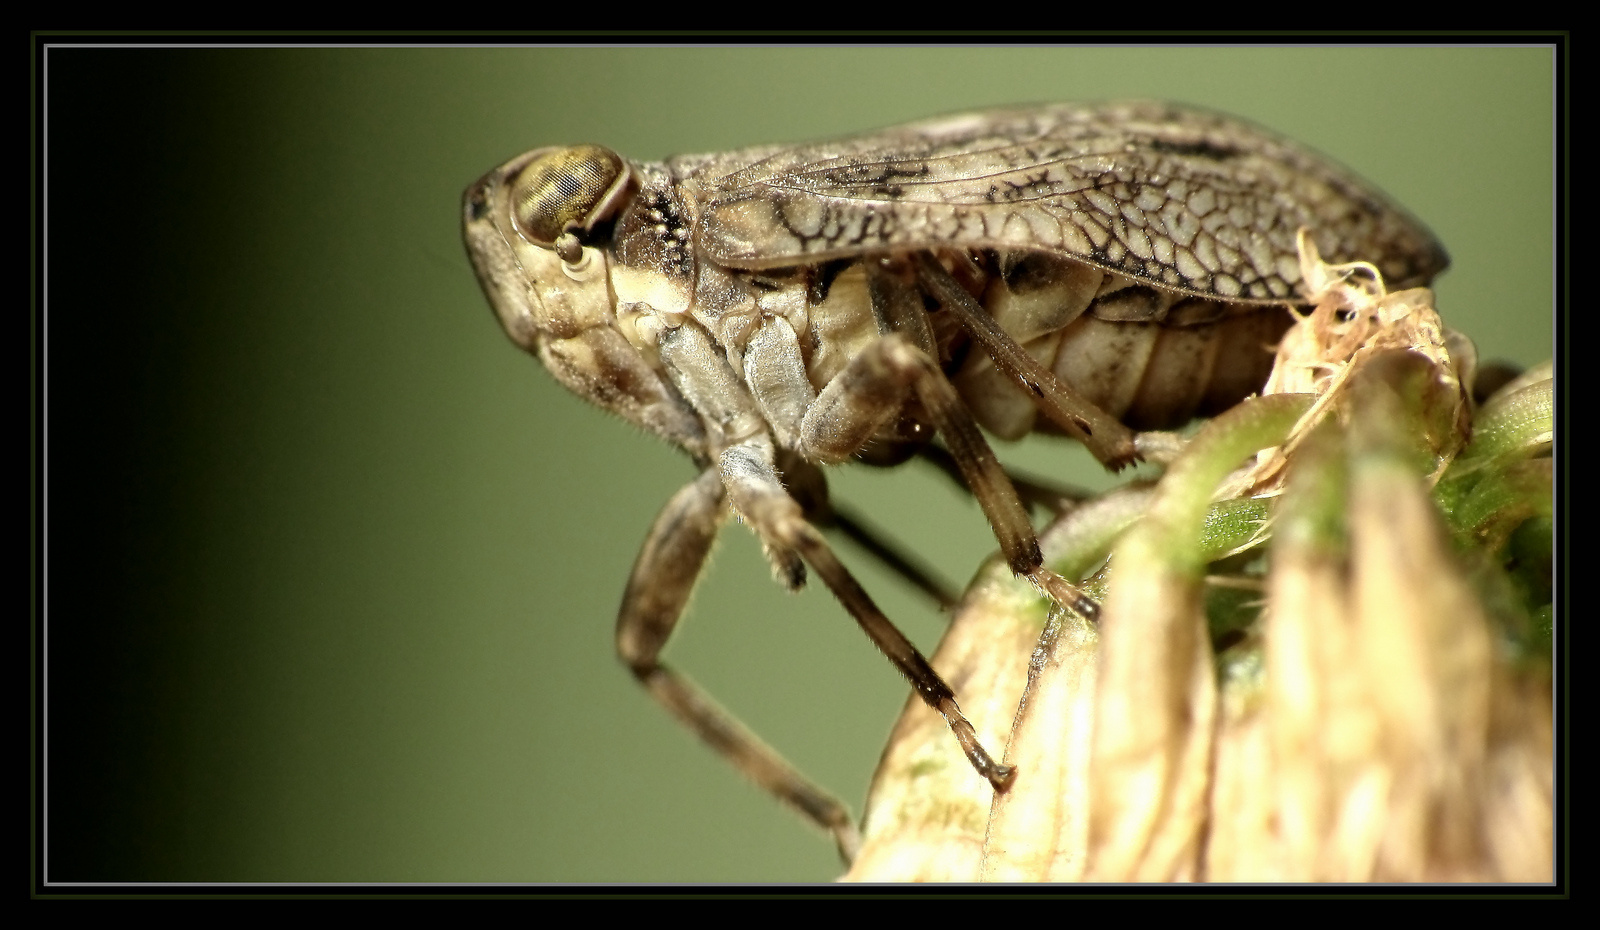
951,252,1295,440
1047,304,1293,432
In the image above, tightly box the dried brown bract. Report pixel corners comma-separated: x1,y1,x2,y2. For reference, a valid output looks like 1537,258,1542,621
844,240,1551,883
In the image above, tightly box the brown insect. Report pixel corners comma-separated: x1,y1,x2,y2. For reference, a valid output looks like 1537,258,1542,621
461,101,1447,862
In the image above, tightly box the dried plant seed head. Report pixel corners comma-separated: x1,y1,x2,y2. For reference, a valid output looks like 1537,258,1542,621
1223,230,1474,499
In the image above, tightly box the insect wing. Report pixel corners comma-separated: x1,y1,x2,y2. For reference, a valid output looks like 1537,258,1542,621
693,102,1448,301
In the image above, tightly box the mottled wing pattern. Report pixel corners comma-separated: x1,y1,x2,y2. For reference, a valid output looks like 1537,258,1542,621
692,102,1448,302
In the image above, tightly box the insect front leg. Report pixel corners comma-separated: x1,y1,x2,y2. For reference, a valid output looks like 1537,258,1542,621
718,439,1016,791
616,466,862,864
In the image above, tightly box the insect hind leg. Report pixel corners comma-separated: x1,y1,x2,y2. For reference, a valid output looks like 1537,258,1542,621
912,253,1141,471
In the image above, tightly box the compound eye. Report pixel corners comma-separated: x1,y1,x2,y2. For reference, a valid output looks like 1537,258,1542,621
509,145,627,248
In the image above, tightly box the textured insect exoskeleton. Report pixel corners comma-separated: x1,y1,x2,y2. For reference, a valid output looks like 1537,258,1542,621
462,102,1448,862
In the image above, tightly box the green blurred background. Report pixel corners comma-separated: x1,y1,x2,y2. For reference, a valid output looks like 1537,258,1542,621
41,46,1553,883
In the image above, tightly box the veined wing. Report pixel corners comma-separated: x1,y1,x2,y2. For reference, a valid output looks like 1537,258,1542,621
693,101,1448,302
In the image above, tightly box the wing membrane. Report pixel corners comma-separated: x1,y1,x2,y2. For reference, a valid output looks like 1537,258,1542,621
692,102,1447,302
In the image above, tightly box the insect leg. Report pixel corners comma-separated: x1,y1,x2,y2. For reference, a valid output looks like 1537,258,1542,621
916,443,1095,518
797,333,1099,621
719,440,1016,791
775,448,960,610
911,253,1142,470
616,466,861,863
826,504,960,611
867,260,1097,515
